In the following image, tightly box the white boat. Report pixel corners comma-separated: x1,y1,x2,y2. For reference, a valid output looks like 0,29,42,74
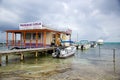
97,39,104,45
52,46,76,58
90,41,97,48
78,40,90,50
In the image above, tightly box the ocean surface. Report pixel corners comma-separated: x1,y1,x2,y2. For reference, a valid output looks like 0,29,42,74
0,43,120,80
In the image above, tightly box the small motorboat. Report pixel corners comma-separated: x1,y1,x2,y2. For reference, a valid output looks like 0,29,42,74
90,41,97,48
97,39,104,45
78,40,90,50
52,46,76,58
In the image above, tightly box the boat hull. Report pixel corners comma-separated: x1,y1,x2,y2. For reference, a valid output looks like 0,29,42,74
52,46,76,58
97,39,104,45
78,44,90,50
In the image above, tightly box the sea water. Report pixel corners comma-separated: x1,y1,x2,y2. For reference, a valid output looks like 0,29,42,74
0,43,120,80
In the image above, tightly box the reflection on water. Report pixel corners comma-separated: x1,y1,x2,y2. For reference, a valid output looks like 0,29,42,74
0,44,120,80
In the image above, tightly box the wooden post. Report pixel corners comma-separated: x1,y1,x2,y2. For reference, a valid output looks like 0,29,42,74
0,55,1,66
35,51,38,58
20,33,22,48
17,33,20,47
55,33,57,46
41,32,43,47
43,31,46,47
99,45,101,57
6,55,8,63
12,32,14,46
15,33,16,46
53,48,55,53
20,53,24,61
36,32,38,48
113,49,115,62
30,39,32,48
30,33,32,48
45,50,47,56
39,32,42,47
6,32,8,47
35,58,38,64
23,32,26,48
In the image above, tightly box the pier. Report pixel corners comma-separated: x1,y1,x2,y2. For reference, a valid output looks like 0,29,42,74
1,22,72,65
0,47,56,65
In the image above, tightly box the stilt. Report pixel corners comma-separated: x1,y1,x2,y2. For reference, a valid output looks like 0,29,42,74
6,55,8,63
35,51,38,58
113,49,115,62
35,58,38,64
0,55,1,66
53,48,55,53
20,53,24,61
45,50,47,56
98,45,101,57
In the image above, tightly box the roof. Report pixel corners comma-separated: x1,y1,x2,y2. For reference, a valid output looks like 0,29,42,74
5,24,71,35
5,28,71,35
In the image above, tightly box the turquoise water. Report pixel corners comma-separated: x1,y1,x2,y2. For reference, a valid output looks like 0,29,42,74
0,43,120,80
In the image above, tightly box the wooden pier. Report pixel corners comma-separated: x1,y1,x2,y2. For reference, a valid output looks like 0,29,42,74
0,47,56,65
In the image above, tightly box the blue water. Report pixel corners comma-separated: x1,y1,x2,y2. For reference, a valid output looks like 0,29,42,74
0,43,120,80
102,42,120,49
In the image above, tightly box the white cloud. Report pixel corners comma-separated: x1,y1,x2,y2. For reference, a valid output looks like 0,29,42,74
0,0,120,42
0,8,20,23
61,2,69,11
91,9,100,16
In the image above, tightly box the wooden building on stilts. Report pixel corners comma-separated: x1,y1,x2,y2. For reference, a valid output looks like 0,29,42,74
5,22,72,48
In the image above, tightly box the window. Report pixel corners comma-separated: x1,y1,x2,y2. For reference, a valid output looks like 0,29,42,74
33,33,41,39
26,33,31,39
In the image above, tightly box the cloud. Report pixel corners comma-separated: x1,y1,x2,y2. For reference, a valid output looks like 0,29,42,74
0,0,120,42
0,8,20,23
92,0,120,15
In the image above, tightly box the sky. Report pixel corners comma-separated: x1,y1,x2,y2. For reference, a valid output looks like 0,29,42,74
0,0,120,42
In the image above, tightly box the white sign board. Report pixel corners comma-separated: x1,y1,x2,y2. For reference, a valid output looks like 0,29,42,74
19,22,42,30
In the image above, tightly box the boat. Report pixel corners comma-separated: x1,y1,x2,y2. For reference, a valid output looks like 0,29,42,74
97,39,104,45
90,41,97,48
52,46,76,58
78,40,90,50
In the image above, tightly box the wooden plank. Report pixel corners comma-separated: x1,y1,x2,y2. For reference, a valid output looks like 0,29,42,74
0,47,56,64
0,47,56,55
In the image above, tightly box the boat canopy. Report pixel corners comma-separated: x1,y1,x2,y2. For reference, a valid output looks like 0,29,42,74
75,40,89,45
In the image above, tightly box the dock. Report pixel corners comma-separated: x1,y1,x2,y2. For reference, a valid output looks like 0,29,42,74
0,47,56,65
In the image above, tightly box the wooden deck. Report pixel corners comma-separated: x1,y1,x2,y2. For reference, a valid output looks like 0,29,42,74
0,47,56,65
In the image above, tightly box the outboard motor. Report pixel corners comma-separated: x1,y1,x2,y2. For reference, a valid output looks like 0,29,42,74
76,45,79,49
81,45,84,50
55,47,61,58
